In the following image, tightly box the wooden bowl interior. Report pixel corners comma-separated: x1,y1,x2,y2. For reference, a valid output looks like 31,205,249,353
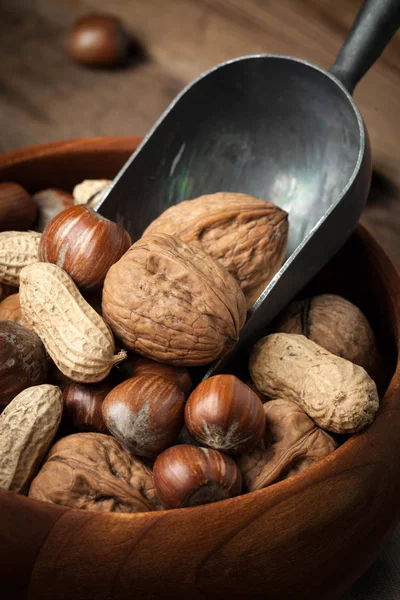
1,137,400,600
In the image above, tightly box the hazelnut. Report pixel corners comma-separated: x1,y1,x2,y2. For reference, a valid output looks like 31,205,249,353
185,375,266,454
39,205,131,290
0,283,17,302
153,444,242,508
0,182,37,232
102,375,186,458
63,382,112,434
67,15,130,67
131,356,192,396
32,188,74,232
0,321,47,411
0,293,32,329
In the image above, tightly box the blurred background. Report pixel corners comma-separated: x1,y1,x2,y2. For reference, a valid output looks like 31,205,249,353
1,1,400,598
0,0,400,269
1,0,400,264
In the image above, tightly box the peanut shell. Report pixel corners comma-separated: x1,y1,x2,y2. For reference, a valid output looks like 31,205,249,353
73,179,111,207
20,262,126,383
249,333,379,434
0,384,62,493
273,294,382,381
0,231,41,286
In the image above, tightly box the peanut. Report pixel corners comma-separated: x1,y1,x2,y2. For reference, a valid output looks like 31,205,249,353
249,333,379,434
72,179,111,207
0,231,41,286
19,262,127,383
0,384,62,493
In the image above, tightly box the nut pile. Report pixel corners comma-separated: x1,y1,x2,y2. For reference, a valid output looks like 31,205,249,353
0,178,382,513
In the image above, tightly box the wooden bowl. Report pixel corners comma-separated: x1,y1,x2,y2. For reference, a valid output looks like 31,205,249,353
1,138,400,600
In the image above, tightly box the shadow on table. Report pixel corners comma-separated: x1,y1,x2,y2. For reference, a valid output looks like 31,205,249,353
341,525,400,599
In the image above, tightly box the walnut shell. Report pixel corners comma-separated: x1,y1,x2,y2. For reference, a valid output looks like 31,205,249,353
29,433,160,513
273,294,382,380
237,398,338,492
102,233,247,366
143,192,288,308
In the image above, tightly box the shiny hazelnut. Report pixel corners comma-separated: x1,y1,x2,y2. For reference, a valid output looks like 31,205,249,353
185,375,266,454
0,321,47,411
102,375,186,458
67,14,130,67
0,293,32,329
39,205,131,290
0,182,37,231
153,444,242,508
63,382,112,434
131,356,192,396
33,188,74,232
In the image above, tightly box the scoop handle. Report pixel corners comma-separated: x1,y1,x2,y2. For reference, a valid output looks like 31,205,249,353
330,0,400,94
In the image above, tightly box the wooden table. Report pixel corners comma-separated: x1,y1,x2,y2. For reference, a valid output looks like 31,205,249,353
1,1,400,598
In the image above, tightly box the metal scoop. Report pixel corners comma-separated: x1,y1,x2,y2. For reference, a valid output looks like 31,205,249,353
97,0,400,376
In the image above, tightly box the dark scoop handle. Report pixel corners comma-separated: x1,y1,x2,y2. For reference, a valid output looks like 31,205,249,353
330,0,400,94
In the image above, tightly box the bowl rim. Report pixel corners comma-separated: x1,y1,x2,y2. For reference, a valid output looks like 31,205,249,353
0,137,142,171
1,136,400,520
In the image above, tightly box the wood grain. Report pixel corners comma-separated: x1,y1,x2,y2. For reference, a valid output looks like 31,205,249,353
0,0,399,263
0,139,400,600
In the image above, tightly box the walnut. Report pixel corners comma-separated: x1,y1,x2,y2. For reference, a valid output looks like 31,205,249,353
29,433,161,513
102,233,247,366
143,192,288,308
237,398,338,492
273,294,382,381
